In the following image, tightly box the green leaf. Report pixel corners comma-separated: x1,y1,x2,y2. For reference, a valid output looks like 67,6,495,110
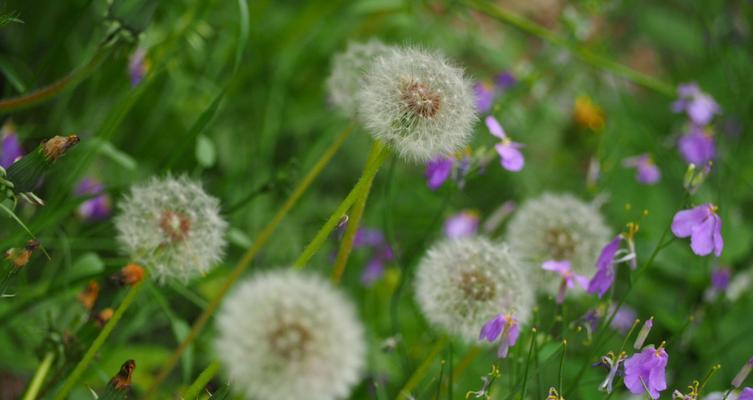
195,134,216,168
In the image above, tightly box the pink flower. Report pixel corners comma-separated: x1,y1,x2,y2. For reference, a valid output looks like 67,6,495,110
485,116,524,172
623,154,661,185
479,313,520,358
671,203,723,257
443,210,479,239
542,260,589,304
623,345,668,399
587,236,621,297
425,156,454,190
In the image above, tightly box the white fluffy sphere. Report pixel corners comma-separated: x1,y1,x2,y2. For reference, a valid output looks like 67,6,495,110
326,39,393,117
215,270,366,400
505,193,611,294
357,47,477,162
414,237,534,343
114,175,227,283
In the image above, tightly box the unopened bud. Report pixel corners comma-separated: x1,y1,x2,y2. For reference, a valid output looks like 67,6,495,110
633,317,654,349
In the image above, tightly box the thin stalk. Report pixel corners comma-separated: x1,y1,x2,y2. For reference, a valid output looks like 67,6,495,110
146,126,352,396
464,0,676,97
53,281,144,400
559,340,567,395
520,328,538,399
22,351,55,400
293,143,388,268
0,40,116,114
396,336,449,400
331,141,384,283
181,360,221,400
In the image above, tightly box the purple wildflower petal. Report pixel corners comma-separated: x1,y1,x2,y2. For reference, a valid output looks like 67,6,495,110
361,258,385,286
678,128,716,165
624,346,668,399
425,157,453,190
495,143,524,172
711,266,732,291
712,214,724,257
687,94,720,125
1,132,23,169
479,314,505,341
574,274,591,290
444,211,479,239
542,260,571,275
739,387,753,400
671,205,710,238
474,83,494,113
588,266,614,298
690,215,717,256
485,116,506,139
596,236,621,270
495,71,516,90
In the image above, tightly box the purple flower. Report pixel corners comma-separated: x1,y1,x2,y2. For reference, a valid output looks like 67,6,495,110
495,71,516,91
354,228,385,248
479,313,520,358
671,203,723,257
711,266,732,292
361,258,385,286
623,345,668,399
425,156,454,190
444,210,480,239
542,260,589,304
474,82,494,113
678,126,716,165
610,304,638,335
353,228,394,286
1,124,23,169
74,178,111,221
486,116,524,172
740,387,753,400
672,83,721,125
587,236,622,297
128,48,149,87
623,154,661,185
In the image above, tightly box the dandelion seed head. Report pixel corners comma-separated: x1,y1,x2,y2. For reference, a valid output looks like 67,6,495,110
326,39,393,117
358,47,477,162
414,237,534,343
114,175,227,283
506,193,611,294
215,270,366,400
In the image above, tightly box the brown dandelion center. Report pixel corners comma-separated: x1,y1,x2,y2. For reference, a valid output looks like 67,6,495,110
544,228,576,259
459,270,496,301
400,79,441,118
268,322,312,361
159,210,192,242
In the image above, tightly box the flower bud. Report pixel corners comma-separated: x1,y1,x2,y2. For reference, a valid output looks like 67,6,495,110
633,316,654,349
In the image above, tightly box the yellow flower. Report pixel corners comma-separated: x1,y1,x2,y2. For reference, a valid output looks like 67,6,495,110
573,95,605,131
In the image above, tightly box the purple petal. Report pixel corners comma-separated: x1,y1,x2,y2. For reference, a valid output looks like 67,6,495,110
596,236,621,270
541,260,571,276
690,216,716,256
78,195,111,221
444,211,479,239
496,340,510,358
506,321,520,346
711,266,731,291
687,94,720,125
425,157,453,190
479,314,505,341
574,274,591,291
671,205,709,238
361,258,385,286
495,71,516,90
739,388,753,400
636,159,661,184
587,266,614,298
712,214,723,257
1,132,23,169
474,83,494,113
495,143,524,172
678,128,716,165
485,116,506,139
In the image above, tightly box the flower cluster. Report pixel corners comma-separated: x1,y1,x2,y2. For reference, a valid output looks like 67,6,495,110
352,228,394,286
673,83,720,166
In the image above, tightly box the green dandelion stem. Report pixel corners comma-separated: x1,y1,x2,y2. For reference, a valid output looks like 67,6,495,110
520,328,538,400
146,125,352,397
294,141,388,269
22,351,55,400
53,280,144,400
182,360,221,400
464,0,676,97
396,336,449,400
330,141,384,283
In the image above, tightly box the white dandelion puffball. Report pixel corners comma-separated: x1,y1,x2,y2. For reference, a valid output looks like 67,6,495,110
414,237,534,343
114,176,227,283
357,46,477,162
505,193,611,294
327,39,393,117
215,270,366,400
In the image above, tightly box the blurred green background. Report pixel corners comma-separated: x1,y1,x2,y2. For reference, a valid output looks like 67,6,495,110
1,0,752,399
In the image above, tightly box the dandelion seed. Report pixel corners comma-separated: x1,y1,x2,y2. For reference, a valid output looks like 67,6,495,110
114,176,227,283
358,46,477,162
506,193,611,295
215,270,366,400
623,344,669,399
671,203,723,257
414,237,533,342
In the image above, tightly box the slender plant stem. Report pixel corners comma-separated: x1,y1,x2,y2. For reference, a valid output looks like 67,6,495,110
520,328,538,399
0,41,116,114
22,351,55,400
146,125,352,397
181,360,221,400
331,141,384,283
559,340,567,395
53,281,144,400
464,0,676,97
293,143,388,268
396,336,449,400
